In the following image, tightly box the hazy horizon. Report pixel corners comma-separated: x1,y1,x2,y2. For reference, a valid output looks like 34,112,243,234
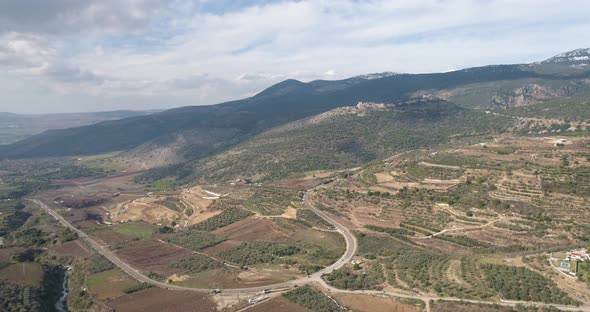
1,0,589,114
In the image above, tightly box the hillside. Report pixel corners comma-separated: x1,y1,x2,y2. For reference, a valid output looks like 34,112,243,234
0,49,589,167
160,99,513,182
0,110,156,145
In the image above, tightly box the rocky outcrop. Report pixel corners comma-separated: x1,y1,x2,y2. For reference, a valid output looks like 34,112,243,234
490,83,574,108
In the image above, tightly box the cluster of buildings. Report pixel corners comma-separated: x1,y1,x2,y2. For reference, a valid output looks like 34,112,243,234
552,248,589,277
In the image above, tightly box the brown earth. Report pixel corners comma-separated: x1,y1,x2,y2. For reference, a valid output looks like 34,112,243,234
109,200,178,224
88,269,138,301
115,240,194,276
213,217,290,242
108,288,217,312
337,293,421,312
175,266,300,289
246,296,310,312
48,240,92,258
0,247,26,262
202,240,243,256
91,229,130,245
0,262,43,286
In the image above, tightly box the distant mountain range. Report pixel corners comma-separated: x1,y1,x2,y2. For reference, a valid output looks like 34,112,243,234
0,110,157,145
1,49,589,175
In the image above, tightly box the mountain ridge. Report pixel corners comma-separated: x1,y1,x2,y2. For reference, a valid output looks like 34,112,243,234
1,48,589,160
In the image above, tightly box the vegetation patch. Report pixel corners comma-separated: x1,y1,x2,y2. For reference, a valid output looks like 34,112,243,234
296,209,334,230
166,230,226,252
218,242,300,266
244,186,302,215
355,232,413,258
365,225,415,243
112,221,156,240
191,208,253,231
282,286,345,312
154,197,183,211
171,254,222,273
433,235,489,248
323,262,385,290
481,264,578,305
0,201,30,236
88,254,114,274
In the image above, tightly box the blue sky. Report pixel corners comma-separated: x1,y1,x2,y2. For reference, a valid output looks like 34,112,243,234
0,0,589,113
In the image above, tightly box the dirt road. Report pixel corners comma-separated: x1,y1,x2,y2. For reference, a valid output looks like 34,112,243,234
29,196,590,311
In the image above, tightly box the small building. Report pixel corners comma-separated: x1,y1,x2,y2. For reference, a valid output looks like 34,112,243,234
560,261,571,270
566,248,589,261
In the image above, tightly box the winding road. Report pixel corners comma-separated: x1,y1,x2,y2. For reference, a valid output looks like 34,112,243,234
29,189,356,295
29,191,590,311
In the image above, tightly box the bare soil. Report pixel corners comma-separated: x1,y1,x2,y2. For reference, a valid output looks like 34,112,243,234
48,240,92,258
0,247,26,262
115,239,194,276
107,288,217,312
213,217,290,242
336,293,421,312
202,240,243,256
246,296,310,312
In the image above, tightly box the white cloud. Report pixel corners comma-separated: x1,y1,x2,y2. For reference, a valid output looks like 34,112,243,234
0,0,590,113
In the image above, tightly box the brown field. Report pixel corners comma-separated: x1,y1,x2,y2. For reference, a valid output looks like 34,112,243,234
290,228,344,252
0,247,26,262
336,294,421,312
90,228,130,245
103,185,223,227
108,288,217,312
272,170,337,190
202,240,242,256
412,237,471,255
48,240,92,258
468,227,568,247
431,301,512,312
0,262,43,286
37,171,144,205
109,199,179,224
115,239,194,276
87,269,139,300
213,217,290,242
175,266,300,289
246,296,309,312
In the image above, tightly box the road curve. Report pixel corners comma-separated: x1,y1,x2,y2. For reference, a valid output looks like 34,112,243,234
28,189,357,294
29,195,590,311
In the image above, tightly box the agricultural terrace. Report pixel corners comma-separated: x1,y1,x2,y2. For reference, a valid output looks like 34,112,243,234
310,136,590,304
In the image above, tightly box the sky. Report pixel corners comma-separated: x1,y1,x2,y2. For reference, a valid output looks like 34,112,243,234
0,0,589,114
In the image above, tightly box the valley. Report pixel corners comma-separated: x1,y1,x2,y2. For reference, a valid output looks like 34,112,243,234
1,49,590,312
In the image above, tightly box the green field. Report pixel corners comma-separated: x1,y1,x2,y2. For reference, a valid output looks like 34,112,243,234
112,221,157,240
0,262,43,287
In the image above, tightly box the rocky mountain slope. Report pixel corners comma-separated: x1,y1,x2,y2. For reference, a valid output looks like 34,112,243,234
1,49,589,166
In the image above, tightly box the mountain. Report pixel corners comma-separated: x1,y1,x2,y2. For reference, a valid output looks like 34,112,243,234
1,49,589,162
541,48,590,66
189,99,514,182
0,110,157,145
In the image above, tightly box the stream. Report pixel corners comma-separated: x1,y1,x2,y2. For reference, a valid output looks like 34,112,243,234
55,268,69,312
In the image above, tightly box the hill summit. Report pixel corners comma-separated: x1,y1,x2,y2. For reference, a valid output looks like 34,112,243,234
542,48,590,66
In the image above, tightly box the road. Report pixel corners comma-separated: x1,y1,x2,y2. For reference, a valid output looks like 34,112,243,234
28,189,357,295
29,195,590,311
303,189,358,283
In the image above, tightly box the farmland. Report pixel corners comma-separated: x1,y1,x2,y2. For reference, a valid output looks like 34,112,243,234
3,132,590,311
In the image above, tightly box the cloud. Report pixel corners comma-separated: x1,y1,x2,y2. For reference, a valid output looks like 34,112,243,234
1,0,590,113
0,0,173,36
41,62,104,83
0,32,55,70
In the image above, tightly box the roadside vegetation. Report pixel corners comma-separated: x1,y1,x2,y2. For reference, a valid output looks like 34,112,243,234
165,230,226,251
191,208,253,231
283,286,346,312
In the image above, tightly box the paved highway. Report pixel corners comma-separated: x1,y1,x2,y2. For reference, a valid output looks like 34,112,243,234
29,194,590,311
28,189,357,295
